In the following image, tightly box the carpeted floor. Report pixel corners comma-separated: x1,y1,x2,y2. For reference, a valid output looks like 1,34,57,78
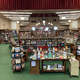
0,44,80,80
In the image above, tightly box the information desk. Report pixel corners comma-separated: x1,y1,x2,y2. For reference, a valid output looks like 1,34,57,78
30,59,67,74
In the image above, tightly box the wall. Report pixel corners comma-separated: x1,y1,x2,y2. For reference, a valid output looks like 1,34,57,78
0,14,11,29
70,18,80,29
19,17,69,30
11,21,20,33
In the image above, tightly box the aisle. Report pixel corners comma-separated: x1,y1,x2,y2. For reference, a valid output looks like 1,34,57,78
0,44,79,80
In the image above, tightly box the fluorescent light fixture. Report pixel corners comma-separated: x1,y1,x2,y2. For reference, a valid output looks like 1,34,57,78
48,22,50,24
0,11,32,14
43,20,45,24
4,14,30,17
58,14,77,16
22,22,29,24
54,27,58,30
21,17,24,20
59,21,67,23
32,27,35,31
56,11,80,14
68,20,71,22
60,18,77,20
62,16,66,19
17,21,19,23
45,27,49,31
0,11,16,13
12,19,29,20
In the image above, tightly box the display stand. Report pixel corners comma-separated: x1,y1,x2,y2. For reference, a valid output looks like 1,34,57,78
11,46,25,73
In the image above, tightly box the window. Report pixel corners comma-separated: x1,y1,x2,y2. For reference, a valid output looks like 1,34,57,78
11,22,16,29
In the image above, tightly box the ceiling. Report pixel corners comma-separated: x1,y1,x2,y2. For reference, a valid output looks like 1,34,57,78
0,10,80,27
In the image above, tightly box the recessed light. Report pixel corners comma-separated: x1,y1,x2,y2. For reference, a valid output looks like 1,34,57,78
17,21,19,23
68,20,71,22
43,20,45,24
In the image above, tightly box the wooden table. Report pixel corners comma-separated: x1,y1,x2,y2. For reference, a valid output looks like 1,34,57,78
41,59,66,74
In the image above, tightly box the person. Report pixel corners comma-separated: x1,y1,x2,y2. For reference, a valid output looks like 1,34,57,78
5,35,8,44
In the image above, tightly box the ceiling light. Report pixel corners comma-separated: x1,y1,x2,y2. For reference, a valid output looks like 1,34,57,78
4,14,30,17
60,18,77,20
58,14,77,16
51,23,53,25
56,11,80,14
43,20,45,24
0,11,16,13
17,21,19,23
21,17,24,20
0,11,32,14
68,20,71,22
22,22,29,24
48,22,50,24
62,17,66,19
59,21,67,23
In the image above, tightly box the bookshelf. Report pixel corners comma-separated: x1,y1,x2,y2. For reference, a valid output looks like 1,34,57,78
14,37,66,49
0,29,12,43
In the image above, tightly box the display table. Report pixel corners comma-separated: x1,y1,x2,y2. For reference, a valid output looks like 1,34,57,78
30,59,67,74
42,59,66,74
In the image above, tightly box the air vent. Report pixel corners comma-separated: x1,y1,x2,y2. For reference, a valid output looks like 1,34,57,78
34,21,36,23
53,19,56,21
31,20,36,23
42,19,45,20
31,21,33,23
